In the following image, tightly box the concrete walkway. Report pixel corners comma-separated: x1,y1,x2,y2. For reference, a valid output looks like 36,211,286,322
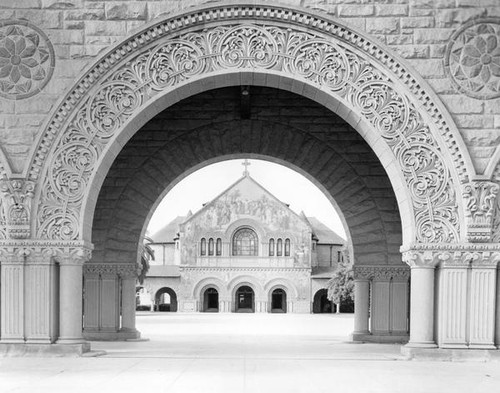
1,313,499,393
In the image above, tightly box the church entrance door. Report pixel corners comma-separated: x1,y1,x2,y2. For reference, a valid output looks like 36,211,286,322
236,286,254,313
271,289,287,313
203,288,219,312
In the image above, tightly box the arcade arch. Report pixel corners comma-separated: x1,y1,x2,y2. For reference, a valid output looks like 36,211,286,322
2,3,497,355
155,287,178,312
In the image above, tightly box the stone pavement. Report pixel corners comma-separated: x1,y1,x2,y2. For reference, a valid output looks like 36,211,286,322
1,313,499,393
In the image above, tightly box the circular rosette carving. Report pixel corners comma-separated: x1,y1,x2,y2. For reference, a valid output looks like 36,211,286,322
400,144,448,203
445,19,500,99
352,81,409,140
216,25,278,69
146,40,205,89
0,20,55,99
88,81,142,138
48,142,98,204
287,40,350,91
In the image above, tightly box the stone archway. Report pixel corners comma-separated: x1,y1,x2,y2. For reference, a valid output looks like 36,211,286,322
155,287,178,312
2,2,499,354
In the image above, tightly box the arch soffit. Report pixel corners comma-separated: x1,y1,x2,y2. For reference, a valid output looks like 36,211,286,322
28,3,471,246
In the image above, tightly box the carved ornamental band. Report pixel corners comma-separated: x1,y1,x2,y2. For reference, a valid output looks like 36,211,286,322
31,7,463,245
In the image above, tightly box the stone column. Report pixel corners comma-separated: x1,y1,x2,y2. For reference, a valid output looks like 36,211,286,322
119,265,140,339
0,249,25,343
468,253,498,349
56,251,88,344
403,250,438,348
25,250,57,343
352,278,370,340
496,265,500,348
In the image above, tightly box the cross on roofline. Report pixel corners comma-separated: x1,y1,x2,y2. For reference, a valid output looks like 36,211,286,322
242,159,251,176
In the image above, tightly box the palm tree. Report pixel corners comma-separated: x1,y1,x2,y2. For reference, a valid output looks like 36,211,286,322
138,236,155,284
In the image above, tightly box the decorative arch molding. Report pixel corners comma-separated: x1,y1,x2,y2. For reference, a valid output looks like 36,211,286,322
228,275,263,298
27,2,472,245
264,278,299,299
192,277,228,299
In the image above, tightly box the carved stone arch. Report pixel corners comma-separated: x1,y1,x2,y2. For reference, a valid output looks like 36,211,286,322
228,275,263,299
264,278,299,299
28,2,473,246
192,277,228,300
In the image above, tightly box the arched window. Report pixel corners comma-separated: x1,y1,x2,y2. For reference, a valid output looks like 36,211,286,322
216,238,222,256
285,238,290,256
277,238,283,256
269,238,275,256
232,227,258,256
200,238,206,256
208,238,214,256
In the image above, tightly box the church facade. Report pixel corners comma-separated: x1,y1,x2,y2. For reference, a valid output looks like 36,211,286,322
140,167,345,314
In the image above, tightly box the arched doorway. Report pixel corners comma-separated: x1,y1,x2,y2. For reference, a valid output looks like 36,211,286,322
235,286,255,313
203,288,219,312
20,3,480,350
155,287,178,312
270,288,287,313
313,289,335,314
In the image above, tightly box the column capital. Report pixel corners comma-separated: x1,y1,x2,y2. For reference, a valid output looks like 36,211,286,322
117,264,138,279
53,247,92,266
463,180,499,242
353,265,410,280
0,179,35,240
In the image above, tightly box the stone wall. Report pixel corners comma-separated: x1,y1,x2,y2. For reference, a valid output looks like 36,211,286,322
0,0,499,175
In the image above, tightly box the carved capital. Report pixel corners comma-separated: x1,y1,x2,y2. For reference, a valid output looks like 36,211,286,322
83,263,137,279
353,265,410,280
53,246,92,265
0,179,35,240
402,249,442,268
463,181,499,242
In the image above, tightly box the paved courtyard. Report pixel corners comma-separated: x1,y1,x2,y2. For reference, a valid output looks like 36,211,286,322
1,313,499,393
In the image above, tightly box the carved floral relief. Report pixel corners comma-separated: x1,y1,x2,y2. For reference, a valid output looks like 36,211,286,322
445,18,500,100
0,20,55,99
34,21,460,244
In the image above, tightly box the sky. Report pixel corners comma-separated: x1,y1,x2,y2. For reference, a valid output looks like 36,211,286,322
147,159,347,239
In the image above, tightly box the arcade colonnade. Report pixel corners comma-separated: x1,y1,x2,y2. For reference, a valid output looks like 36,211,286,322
0,3,499,354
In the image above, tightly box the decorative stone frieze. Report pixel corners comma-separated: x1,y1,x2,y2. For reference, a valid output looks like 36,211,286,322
445,18,500,100
28,4,468,245
0,179,35,240
463,181,499,242
0,20,55,100
401,243,500,268
83,262,138,278
353,265,410,280
0,240,93,263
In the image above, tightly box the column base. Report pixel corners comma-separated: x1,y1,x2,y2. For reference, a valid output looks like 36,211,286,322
0,342,91,357
84,329,141,341
56,338,87,345
405,341,438,348
402,346,500,361
0,338,25,344
352,332,409,344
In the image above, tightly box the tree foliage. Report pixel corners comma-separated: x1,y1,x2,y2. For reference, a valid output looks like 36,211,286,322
137,236,155,284
326,260,354,304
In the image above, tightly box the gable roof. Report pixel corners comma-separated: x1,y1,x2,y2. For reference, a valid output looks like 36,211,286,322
182,173,311,229
306,217,345,245
149,216,185,243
